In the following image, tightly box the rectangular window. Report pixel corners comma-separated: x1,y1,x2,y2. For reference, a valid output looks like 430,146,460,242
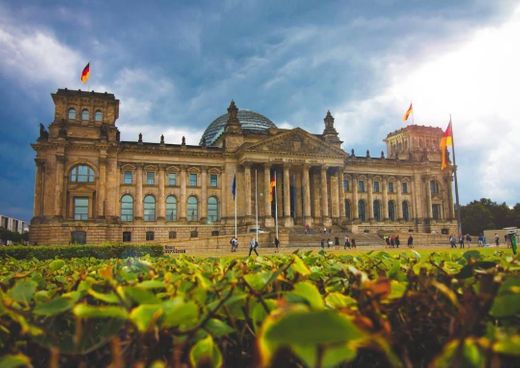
167,173,177,186
168,231,177,239
388,182,394,193
373,181,380,193
358,180,365,193
74,197,89,220
210,174,218,187
146,231,155,241
432,204,442,220
122,231,132,242
430,181,439,194
146,172,155,185
343,179,350,191
123,171,133,184
189,173,198,186
402,182,408,194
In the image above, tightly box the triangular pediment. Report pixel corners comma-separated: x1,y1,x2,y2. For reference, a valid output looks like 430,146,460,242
243,128,346,158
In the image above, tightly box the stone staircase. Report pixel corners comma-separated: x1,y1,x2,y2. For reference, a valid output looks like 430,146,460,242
287,225,386,248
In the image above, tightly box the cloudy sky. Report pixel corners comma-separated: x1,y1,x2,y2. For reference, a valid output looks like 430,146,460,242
0,0,518,221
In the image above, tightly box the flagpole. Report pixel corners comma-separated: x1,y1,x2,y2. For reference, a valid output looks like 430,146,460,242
255,169,259,243
450,115,462,236
274,170,279,241
411,101,415,125
234,173,237,239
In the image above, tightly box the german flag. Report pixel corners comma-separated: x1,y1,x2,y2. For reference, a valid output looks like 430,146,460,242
81,63,90,84
439,120,453,170
270,175,276,203
402,103,413,122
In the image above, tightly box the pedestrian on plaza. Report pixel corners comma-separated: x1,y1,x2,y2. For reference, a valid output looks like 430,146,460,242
344,235,350,249
230,237,238,252
395,235,400,248
449,235,456,248
459,235,465,249
495,233,500,247
320,239,325,250
390,236,395,248
385,236,390,246
351,238,356,248
248,237,259,256
274,237,280,252
327,238,332,248
465,234,472,248
478,234,484,247
335,237,340,247
407,235,414,248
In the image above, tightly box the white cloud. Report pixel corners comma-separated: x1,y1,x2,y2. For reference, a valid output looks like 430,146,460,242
333,5,520,204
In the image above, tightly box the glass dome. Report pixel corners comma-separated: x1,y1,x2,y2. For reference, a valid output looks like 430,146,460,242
200,110,276,146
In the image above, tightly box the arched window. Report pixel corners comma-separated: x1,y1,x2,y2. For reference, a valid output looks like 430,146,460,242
402,201,410,221
358,200,366,222
373,200,381,221
187,196,198,221
95,110,103,122
144,195,156,221
68,108,76,120
166,196,177,221
81,109,89,121
70,165,95,183
120,195,134,221
388,200,396,221
207,196,219,223
344,200,351,220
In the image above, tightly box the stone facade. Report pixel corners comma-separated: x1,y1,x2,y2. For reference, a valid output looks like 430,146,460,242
30,89,457,245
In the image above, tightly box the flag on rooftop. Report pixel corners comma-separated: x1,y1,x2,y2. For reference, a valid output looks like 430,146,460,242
402,103,413,122
81,63,90,84
440,119,453,170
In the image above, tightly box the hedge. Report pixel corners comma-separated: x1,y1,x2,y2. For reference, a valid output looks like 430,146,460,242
0,243,164,260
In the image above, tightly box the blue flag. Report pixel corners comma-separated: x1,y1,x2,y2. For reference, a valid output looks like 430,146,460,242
232,174,236,200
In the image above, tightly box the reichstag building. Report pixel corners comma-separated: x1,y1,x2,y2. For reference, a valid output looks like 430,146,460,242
30,89,457,245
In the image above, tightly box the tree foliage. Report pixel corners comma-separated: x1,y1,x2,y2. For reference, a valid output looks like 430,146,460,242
461,198,519,235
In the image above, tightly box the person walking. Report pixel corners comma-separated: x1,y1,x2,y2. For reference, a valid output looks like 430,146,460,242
327,238,332,248
459,235,465,249
465,234,472,248
248,237,259,256
320,239,325,250
230,237,238,252
351,238,356,248
390,236,395,248
494,233,500,247
395,235,400,248
407,234,413,248
344,235,350,249
274,237,280,253
449,235,456,249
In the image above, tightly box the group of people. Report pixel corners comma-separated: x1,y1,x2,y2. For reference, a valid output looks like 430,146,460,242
384,234,414,248
229,236,280,256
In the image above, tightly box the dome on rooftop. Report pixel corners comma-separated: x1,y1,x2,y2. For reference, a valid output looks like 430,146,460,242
200,109,276,146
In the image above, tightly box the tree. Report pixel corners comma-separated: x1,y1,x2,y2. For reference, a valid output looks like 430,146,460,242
461,198,520,235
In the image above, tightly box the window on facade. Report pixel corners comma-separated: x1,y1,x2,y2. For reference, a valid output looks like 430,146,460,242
70,165,95,183
358,200,366,221
373,200,381,221
388,182,394,193
373,181,380,193
95,110,103,122
358,180,365,193
210,174,218,187
402,201,410,221
432,204,441,220
144,195,156,221
123,171,133,184
402,182,408,194
71,230,86,244
189,173,198,187
207,196,219,222
146,231,155,241
74,197,89,220
430,180,440,194
169,231,177,239
122,231,132,242
166,196,177,221
120,195,133,221
146,172,155,185
187,196,198,221
388,200,396,221
68,108,76,120
167,173,177,186
345,200,351,220
343,179,350,192
82,109,89,121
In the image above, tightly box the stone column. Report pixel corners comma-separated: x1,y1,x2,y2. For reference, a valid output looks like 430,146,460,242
33,159,45,217
179,166,187,221
201,166,208,223
320,166,331,225
283,164,293,227
396,178,402,220
426,178,433,219
157,165,165,220
367,176,373,221
352,176,359,220
295,170,303,222
302,164,312,225
135,164,144,220
330,169,339,220
54,155,65,218
338,169,346,223
264,164,274,226
244,164,252,220
97,157,107,218
382,177,389,220
105,158,118,219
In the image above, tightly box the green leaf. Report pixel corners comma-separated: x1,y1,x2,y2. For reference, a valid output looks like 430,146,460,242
489,294,520,318
0,353,31,368
136,279,166,289
322,344,357,368
73,304,129,319
129,304,163,332
291,281,324,310
189,335,223,368
124,287,161,304
8,279,37,304
493,335,520,355
244,271,274,292
204,318,234,338
48,259,66,271
87,289,120,304
497,276,520,296
325,292,357,309
387,280,407,300
291,255,311,276
161,298,199,329
33,296,74,316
